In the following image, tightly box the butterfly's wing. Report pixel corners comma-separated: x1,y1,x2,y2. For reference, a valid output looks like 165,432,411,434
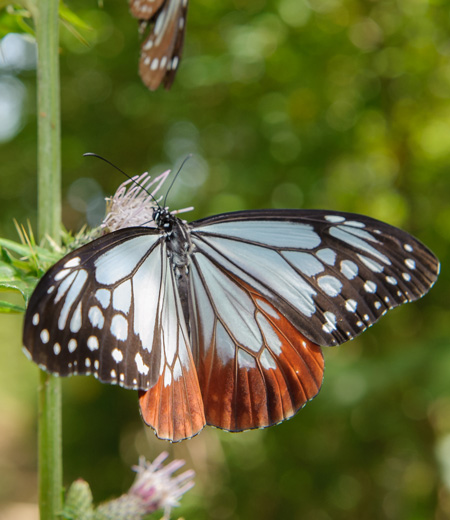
191,210,439,347
23,228,170,389
187,209,439,431
137,252,205,441
129,0,188,90
188,258,324,432
24,226,205,441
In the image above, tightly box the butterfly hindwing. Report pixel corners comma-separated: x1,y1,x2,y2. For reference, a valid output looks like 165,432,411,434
138,254,205,441
188,255,324,432
23,227,169,391
191,209,440,348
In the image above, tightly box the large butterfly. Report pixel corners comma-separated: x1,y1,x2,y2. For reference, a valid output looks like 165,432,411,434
129,0,188,90
23,207,439,441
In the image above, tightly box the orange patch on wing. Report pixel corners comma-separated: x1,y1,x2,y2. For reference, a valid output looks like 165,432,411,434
139,362,205,442
197,276,324,433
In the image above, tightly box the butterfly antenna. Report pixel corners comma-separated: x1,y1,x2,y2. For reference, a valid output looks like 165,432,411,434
163,154,193,209
84,153,161,208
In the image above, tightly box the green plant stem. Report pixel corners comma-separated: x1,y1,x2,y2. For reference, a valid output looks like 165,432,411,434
34,0,63,518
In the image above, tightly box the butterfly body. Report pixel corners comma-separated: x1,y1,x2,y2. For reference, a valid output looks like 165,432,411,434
23,209,439,441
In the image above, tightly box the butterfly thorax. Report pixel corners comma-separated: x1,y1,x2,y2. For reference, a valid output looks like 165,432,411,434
154,208,193,275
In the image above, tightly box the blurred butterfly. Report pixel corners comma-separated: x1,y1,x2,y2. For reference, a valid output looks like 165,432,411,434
129,0,188,90
23,177,439,441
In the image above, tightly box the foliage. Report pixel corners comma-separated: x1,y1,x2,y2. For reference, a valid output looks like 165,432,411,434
0,0,449,519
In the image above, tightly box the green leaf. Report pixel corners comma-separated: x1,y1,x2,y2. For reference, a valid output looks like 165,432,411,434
0,299,26,313
59,1,91,31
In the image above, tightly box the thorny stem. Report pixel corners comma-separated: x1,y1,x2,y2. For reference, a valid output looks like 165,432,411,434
34,0,63,518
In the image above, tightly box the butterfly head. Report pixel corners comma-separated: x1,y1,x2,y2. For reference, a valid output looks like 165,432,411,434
153,207,175,234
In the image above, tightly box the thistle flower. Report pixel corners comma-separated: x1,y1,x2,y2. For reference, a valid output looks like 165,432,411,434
93,452,195,520
102,170,193,232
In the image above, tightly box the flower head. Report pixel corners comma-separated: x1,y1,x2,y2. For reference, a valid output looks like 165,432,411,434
95,452,195,520
130,452,195,517
102,170,193,232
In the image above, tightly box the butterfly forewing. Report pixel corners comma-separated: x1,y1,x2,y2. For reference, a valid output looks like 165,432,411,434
23,227,169,391
191,210,440,348
130,0,188,90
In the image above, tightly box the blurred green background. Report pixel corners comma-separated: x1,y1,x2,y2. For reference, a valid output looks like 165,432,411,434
0,0,449,518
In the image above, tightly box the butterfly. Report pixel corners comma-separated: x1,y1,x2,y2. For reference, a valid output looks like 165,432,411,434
23,205,439,442
129,0,188,90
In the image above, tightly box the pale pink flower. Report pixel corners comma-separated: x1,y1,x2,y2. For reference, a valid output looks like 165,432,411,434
102,170,193,232
130,452,196,517
95,452,195,520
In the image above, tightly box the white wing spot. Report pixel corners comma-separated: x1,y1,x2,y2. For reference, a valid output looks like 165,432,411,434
385,296,390,303
88,306,104,329
95,289,111,309
110,369,117,378
54,269,71,281
402,272,411,281
173,359,182,381
160,56,167,69
343,220,365,228
283,251,324,276
135,353,149,375
120,373,125,382
151,58,159,70
32,313,40,326
363,314,370,321
111,315,128,341
85,358,91,368
53,343,61,355
340,260,359,280
405,258,416,269
70,302,82,333
94,360,99,370
112,348,123,363
238,349,257,370
87,336,99,351
68,339,77,353
322,311,337,333
113,280,132,314
260,349,277,370
40,329,50,344
325,215,345,223
345,299,358,313
318,275,342,297
164,367,172,386
404,244,413,252
316,248,337,266
374,301,382,310
358,254,384,273
357,321,364,327
386,276,398,285
47,286,55,294
172,56,179,69
64,257,81,268
364,281,377,293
